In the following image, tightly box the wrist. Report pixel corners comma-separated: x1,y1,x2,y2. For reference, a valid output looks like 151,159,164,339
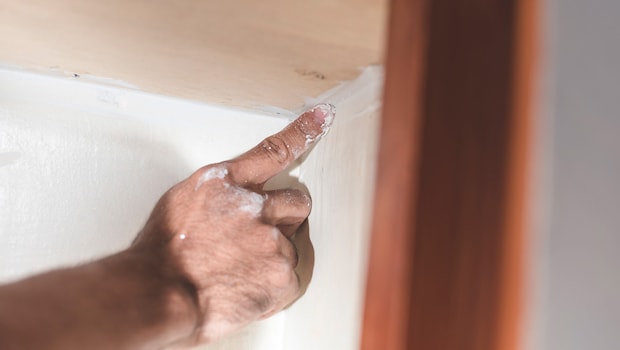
102,247,201,348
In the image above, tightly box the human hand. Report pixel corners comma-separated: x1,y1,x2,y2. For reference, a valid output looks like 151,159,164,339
131,103,335,346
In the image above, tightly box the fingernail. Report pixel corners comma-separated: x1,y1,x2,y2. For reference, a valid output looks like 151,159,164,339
310,103,336,131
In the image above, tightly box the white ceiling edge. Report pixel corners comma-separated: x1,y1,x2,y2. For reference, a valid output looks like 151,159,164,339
0,64,384,123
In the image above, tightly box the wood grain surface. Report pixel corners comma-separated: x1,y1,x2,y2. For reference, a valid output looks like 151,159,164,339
362,0,536,349
0,0,386,110
360,0,429,348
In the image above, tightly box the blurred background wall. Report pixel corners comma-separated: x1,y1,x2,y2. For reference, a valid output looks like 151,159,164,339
535,0,620,349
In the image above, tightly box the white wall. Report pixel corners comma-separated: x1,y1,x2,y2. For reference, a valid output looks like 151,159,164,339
0,66,381,349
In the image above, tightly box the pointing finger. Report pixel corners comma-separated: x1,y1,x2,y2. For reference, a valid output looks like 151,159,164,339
228,103,335,186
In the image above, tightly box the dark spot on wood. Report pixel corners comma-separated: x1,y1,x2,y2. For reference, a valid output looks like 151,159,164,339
295,69,326,80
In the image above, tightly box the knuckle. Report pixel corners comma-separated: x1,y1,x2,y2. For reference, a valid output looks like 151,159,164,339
192,163,229,187
192,164,214,179
161,183,186,206
248,288,274,314
259,136,291,165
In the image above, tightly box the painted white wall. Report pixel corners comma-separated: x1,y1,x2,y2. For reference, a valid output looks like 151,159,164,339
0,67,381,349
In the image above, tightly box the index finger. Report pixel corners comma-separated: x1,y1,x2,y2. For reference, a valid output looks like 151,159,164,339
228,103,335,185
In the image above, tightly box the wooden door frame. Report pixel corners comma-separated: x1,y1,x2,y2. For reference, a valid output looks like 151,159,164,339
361,0,537,349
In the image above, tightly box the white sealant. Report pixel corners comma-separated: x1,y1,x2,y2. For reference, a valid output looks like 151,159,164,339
230,186,265,217
304,103,336,148
196,166,229,190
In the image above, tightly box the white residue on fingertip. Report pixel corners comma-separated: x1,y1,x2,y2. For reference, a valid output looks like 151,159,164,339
305,103,336,147
320,103,336,131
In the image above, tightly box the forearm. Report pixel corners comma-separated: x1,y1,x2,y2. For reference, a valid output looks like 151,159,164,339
0,248,199,350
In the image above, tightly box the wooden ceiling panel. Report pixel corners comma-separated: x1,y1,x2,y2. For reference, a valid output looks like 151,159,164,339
0,0,386,110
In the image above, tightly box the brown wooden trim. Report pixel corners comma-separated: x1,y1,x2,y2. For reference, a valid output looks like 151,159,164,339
362,0,427,350
496,0,538,348
361,0,536,349
360,0,430,348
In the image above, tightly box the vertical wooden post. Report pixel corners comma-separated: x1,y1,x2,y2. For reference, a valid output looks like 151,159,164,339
359,0,429,348
361,0,537,349
497,0,538,348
